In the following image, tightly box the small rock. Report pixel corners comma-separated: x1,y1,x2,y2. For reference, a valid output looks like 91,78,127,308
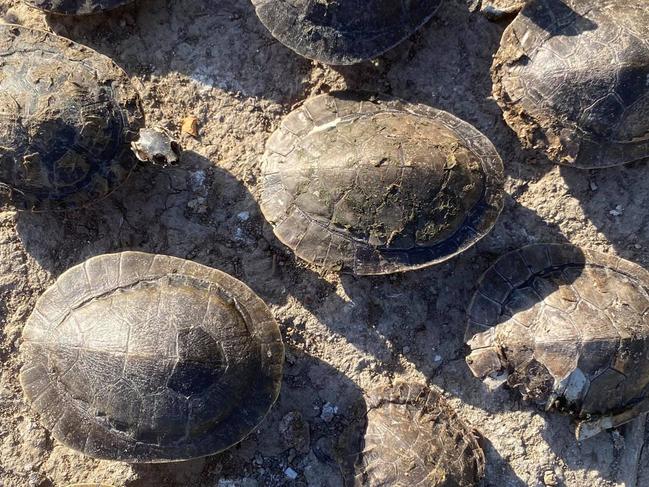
609,205,624,216
433,354,442,362
320,402,338,423
237,211,250,221
589,180,598,191
279,411,310,454
181,116,199,137
284,467,298,480
543,470,558,486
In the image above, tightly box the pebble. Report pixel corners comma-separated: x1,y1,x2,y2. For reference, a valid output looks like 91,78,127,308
543,470,558,486
609,205,624,216
284,467,298,480
320,402,338,422
279,411,310,453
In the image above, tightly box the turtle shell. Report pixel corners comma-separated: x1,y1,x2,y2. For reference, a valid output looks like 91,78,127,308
0,25,144,211
347,383,485,487
251,0,442,65
23,0,136,15
492,0,649,168
20,252,284,462
465,244,649,420
260,91,505,275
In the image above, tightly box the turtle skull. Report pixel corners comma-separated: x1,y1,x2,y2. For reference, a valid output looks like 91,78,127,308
131,127,182,165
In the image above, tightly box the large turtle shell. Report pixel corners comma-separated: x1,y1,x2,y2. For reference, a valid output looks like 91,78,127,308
251,0,442,65
492,0,649,168
346,383,485,487
0,25,144,211
465,244,649,429
260,91,505,275
20,252,284,462
24,0,136,15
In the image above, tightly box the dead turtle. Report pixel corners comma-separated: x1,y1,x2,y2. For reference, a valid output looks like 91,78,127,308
23,0,135,15
260,91,505,275
251,0,443,65
20,251,284,462
465,244,649,440
343,383,485,486
492,0,649,168
0,25,180,211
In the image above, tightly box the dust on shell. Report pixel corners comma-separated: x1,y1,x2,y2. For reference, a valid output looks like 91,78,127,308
260,91,504,275
344,382,485,486
466,244,649,438
491,0,649,169
0,24,143,211
251,0,443,65
19,252,284,463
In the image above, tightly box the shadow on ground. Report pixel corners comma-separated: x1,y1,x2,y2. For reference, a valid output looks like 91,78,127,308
45,0,311,104
126,348,366,486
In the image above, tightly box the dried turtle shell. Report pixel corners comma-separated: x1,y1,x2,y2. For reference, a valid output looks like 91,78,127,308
260,91,504,275
251,0,442,65
342,383,485,486
465,244,649,440
492,0,649,168
0,25,144,210
20,252,284,462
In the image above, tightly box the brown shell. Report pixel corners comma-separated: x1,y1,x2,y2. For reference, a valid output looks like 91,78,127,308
260,91,504,275
251,0,442,65
466,244,649,422
20,252,284,462
0,25,144,211
492,0,649,168
346,383,485,487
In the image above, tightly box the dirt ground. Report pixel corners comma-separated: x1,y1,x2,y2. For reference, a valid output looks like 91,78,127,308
1,1,649,486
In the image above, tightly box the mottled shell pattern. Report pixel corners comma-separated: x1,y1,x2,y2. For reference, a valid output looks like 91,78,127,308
492,0,649,168
260,91,504,275
348,383,485,487
20,252,284,462
466,244,649,439
0,25,143,210
251,0,443,65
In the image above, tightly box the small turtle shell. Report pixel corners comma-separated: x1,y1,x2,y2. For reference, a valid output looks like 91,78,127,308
23,0,136,15
492,0,649,168
347,383,485,487
0,25,144,210
260,91,504,275
251,0,442,65
20,252,284,462
466,244,649,421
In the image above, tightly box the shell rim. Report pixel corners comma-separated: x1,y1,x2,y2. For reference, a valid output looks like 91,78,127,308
260,91,505,276
19,251,284,462
464,243,649,343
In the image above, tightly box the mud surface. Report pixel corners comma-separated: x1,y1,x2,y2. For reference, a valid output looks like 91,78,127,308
1,1,648,486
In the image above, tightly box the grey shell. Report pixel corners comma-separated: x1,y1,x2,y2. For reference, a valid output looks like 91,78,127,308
466,244,649,423
251,0,442,65
0,25,144,211
23,0,136,15
348,383,485,487
492,0,649,168
20,252,284,462
260,91,504,275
